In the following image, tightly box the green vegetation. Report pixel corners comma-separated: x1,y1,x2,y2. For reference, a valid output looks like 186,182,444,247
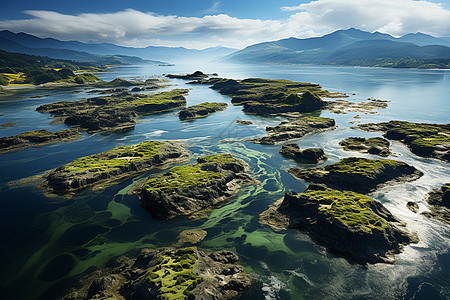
191,102,226,109
197,153,237,164
299,188,389,233
324,157,403,176
118,89,189,108
356,58,450,69
146,247,203,300
0,49,103,85
62,141,164,173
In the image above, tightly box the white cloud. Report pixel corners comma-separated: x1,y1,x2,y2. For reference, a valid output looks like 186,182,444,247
0,0,449,49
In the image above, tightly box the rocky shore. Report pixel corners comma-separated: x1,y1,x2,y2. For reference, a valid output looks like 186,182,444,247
137,154,256,219
250,116,336,144
62,246,251,300
260,184,419,264
357,120,450,162
42,140,189,193
422,184,450,224
36,89,188,133
288,157,423,194
0,128,80,153
179,102,228,120
339,137,391,156
279,144,327,164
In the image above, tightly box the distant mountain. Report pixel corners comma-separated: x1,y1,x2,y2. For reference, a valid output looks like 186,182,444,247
0,30,237,63
226,28,450,68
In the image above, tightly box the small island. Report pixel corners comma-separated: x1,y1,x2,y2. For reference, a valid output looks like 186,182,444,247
260,184,419,264
137,154,256,219
288,157,423,194
250,116,336,144
179,102,228,120
166,70,209,80
42,140,189,193
357,120,450,162
0,128,81,153
279,144,328,164
62,247,251,300
36,89,188,133
422,184,450,224
339,137,391,156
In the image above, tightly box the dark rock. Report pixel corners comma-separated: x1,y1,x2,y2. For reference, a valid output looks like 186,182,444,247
280,144,327,164
166,70,209,80
235,120,253,125
422,184,450,224
407,201,419,213
179,102,228,120
339,137,391,157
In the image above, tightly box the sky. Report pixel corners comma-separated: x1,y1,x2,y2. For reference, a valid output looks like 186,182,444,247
1,0,450,49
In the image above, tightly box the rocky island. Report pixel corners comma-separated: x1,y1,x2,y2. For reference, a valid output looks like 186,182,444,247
260,184,419,264
288,157,423,194
279,144,328,164
250,116,336,144
422,184,450,224
42,140,189,193
0,128,81,153
137,154,255,219
357,120,450,162
62,246,251,300
339,137,391,157
36,89,188,133
179,102,228,120
166,70,209,80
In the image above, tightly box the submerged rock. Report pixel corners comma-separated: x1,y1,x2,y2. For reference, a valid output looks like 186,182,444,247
36,89,188,133
173,229,207,247
422,184,450,224
250,116,336,145
260,185,419,264
62,247,251,300
339,137,391,156
42,140,189,193
288,157,423,194
280,144,327,164
235,120,253,125
137,154,256,219
179,102,228,120
357,120,450,162
407,201,419,213
0,128,81,153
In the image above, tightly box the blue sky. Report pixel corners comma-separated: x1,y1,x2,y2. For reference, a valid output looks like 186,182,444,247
1,0,450,49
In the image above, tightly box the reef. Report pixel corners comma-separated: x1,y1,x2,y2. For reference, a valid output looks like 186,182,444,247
250,116,336,144
179,102,228,120
288,157,423,194
422,184,450,224
36,89,188,133
327,98,389,115
339,137,391,157
357,120,450,162
0,128,80,153
259,184,419,264
42,140,189,193
166,71,209,80
62,247,251,300
137,154,256,220
279,144,327,164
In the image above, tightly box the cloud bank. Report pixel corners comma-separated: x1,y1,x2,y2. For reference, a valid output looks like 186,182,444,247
0,0,449,49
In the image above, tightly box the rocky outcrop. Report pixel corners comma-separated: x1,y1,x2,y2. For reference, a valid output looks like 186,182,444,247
422,184,450,224
235,120,252,125
280,144,327,164
260,185,419,264
0,128,80,153
62,247,251,300
288,157,423,194
166,71,209,80
42,140,189,193
250,116,336,145
179,102,228,120
339,137,391,156
357,120,450,162
36,89,188,133
137,154,256,220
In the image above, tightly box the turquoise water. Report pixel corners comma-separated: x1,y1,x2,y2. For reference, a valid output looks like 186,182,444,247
0,63,449,299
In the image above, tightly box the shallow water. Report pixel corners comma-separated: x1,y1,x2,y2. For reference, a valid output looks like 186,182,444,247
0,63,449,299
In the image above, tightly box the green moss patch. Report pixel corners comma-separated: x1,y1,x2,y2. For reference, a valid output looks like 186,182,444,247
146,247,203,300
324,157,403,176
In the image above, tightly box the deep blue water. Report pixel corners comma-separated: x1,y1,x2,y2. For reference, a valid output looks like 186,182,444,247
0,63,449,299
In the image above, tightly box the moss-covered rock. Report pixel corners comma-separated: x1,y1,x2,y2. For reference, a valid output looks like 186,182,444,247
250,116,336,144
357,120,450,162
37,89,188,133
62,247,251,300
0,128,81,153
288,157,423,194
339,137,391,156
260,185,419,264
279,144,327,164
179,102,228,120
422,184,450,224
43,140,189,193
137,154,256,219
